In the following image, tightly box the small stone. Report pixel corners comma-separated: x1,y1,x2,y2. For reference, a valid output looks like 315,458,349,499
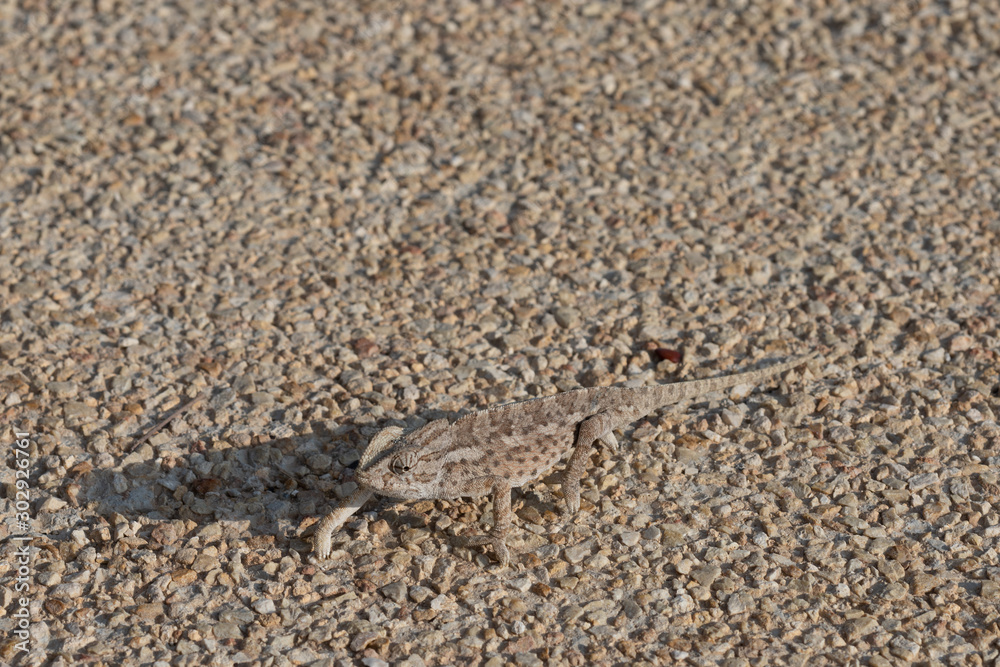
878,560,905,583
192,554,217,572
514,651,543,667
112,473,129,494
508,577,532,593
641,526,661,541
250,391,274,406
563,544,591,564
948,334,975,352
171,569,197,585
134,603,164,620
252,599,276,614
882,583,908,601
720,408,743,428
621,599,641,618
397,657,427,667
889,636,920,661
48,583,82,599
530,583,551,597
691,564,721,587
672,593,695,613
843,616,879,641
188,498,213,515
673,447,701,464
920,347,945,364
233,375,256,394
197,523,223,541
213,623,242,640
660,527,688,547
64,401,97,419
306,453,333,473
556,576,579,591
726,593,749,614
380,581,407,604
584,553,610,569
619,531,640,547
39,496,67,512
350,630,380,651
552,307,581,329
408,585,433,603
981,581,1000,598
601,73,617,95
908,473,939,491
429,594,456,611
561,604,584,622
47,381,77,397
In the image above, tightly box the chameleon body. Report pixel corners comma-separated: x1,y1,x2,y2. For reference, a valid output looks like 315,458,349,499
312,354,814,565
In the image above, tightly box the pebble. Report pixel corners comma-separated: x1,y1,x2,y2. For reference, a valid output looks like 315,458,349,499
619,531,641,547
720,408,743,428
948,335,975,352
63,402,97,419
726,593,750,615
552,307,581,329
908,473,939,491
429,595,456,612
47,381,77,397
380,582,407,604
408,585,433,604
250,392,275,406
691,564,721,588
890,636,920,661
843,617,879,642
252,599,276,615
563,544,592,564
508,578,533,593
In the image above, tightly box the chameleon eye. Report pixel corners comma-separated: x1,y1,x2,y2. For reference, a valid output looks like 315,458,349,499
391,458,410,475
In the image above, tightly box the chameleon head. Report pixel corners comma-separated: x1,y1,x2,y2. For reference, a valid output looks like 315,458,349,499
354,426,436,499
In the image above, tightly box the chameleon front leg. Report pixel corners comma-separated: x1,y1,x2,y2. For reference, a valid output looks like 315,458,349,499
312,487,374,560
461,476,513,566
562,412,617,515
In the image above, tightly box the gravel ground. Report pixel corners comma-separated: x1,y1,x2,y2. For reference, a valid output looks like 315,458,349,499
2,0,1000,665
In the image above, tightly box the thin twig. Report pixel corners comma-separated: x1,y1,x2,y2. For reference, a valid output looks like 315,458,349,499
131,390,208,452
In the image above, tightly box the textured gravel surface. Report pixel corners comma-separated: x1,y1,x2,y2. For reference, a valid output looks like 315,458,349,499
2,0,1000,665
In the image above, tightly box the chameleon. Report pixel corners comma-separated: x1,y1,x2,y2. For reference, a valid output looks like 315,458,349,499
311,353,816,566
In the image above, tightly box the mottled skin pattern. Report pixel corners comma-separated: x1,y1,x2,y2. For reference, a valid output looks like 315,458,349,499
313,354,814,566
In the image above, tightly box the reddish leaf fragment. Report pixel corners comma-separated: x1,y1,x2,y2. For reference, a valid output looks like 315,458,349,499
352,337,379,358
653,348,683,363
192,478,221,495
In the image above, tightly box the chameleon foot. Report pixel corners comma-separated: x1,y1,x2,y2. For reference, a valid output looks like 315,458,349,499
462,534,511,567
561,482,581,516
